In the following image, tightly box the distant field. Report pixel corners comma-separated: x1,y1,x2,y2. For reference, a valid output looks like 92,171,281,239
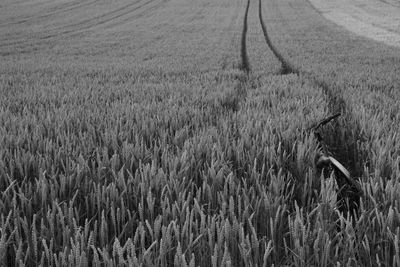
308,0,400,47
0,0,400,266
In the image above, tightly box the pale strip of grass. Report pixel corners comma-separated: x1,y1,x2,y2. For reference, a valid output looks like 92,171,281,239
309,0,400,35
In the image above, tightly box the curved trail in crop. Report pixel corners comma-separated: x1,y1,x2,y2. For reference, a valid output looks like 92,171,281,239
0,0,103,28
0,0,165,51
51,0,161,33
240,0,251,73
102,0,168,30
258,0,297,75
227,0,250,111
215,0,250,113
0,0,99,27
260,0,368,178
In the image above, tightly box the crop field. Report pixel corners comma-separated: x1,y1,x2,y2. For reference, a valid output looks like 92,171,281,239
0,0,400,265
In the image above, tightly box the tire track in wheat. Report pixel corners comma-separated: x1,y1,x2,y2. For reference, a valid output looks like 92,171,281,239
258,0,297,75
240,0,251,73
0,0,164,53
0,0,153,45
220,0,250,112
259,0,368,178
0,0,98,27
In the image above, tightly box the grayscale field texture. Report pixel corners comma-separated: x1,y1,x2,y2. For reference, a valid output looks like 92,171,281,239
0,0,400,265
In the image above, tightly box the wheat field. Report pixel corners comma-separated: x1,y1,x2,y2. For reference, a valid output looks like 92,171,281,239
0,0,400,265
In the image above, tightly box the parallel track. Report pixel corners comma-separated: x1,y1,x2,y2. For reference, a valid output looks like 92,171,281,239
240,0,251,73
0,0,166,53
